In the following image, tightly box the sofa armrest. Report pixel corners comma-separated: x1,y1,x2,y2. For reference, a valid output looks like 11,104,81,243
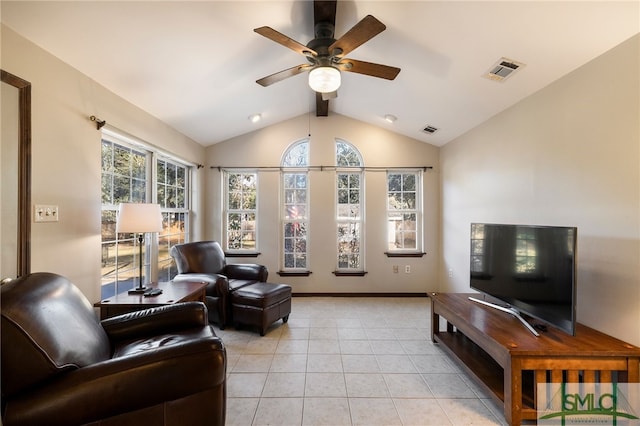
173,273,229,298
2,336,226,425
101,301,209,342
224,263,268,282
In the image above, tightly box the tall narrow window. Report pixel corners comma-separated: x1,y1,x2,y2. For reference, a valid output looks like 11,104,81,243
101,136,150,298
386,170,423,252
281,140,309,272
336,140,364,272
224,171,257,252
157,157,190,281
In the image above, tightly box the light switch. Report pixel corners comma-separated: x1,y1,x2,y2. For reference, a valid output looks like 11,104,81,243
34,205,59,222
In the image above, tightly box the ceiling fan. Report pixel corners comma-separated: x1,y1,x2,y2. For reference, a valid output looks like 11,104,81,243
254,0,401,116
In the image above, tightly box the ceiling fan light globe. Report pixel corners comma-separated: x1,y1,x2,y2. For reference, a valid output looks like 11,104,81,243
308,66,341,93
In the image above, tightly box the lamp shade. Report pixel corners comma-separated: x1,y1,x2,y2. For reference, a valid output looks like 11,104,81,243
116,203,163,233
308,66,341,93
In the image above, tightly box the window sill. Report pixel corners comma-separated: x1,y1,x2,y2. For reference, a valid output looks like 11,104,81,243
277,270,312,277
224,252,261,258
333,271,367,277
384,252,426,258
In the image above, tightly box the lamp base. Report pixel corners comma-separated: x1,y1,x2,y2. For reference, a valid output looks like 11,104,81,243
128,286,148,294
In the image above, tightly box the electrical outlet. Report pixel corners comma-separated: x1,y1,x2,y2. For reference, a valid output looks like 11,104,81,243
393,265,399,273
34,205,59,222
405,265,411,274
448,268,453,278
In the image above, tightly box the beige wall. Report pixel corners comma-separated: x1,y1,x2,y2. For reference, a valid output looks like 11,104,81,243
440,34,640,345
206,113,440,294
1,25,206,302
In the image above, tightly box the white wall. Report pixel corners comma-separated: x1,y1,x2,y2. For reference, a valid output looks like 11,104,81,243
1,25,206,302
440,34,640,345
206,113,440,294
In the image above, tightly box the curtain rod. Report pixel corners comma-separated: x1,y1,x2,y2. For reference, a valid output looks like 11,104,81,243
89,115,204,169
210,166,433,172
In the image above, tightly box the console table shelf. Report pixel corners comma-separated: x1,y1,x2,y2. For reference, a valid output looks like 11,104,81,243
430,292,640,425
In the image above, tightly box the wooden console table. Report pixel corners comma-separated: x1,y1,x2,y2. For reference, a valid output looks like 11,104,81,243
95,281,206,320
430,292,640,425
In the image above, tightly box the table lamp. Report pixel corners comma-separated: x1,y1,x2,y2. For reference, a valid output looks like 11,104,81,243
116,203,163,294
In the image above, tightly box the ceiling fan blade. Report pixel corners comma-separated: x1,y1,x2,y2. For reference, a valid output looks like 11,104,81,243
314,0,337,27
329,15,386,58
316,92,329,117
254,26,317,57
256,64,312,87
337,58,401,80
321,91,338,101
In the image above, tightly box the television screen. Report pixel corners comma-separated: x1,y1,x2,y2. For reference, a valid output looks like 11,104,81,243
470,223,577,335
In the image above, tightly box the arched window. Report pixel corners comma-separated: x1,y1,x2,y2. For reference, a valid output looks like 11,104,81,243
282,139,309,167
281,139,310,273
335,139,364,273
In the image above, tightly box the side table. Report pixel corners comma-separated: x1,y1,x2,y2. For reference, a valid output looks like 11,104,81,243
94,281,207,320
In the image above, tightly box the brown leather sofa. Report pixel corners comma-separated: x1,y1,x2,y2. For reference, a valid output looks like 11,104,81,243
170,240,268,328
1,272,226,426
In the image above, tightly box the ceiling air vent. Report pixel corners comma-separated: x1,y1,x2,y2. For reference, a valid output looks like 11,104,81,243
422,125,439,134
483,58,525,82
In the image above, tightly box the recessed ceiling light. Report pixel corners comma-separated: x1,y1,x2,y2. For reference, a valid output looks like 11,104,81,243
248,114,262,123
384,114,397,123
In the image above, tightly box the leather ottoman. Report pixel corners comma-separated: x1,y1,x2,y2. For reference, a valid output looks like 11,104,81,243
230,282,291,336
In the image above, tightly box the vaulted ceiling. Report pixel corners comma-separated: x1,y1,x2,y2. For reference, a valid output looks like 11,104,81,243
2,1,638,147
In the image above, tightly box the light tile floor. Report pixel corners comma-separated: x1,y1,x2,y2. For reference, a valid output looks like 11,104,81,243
216,297,508,426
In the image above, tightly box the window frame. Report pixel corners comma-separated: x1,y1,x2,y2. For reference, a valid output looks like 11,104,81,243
223,170,258,254
101,134,152,298
280,139,310,275
100,129,192,298
335,139,365,274
156,156,191,282
385,169,424,254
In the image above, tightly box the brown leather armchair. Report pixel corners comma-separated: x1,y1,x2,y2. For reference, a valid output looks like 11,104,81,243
1,272,226,426
170,241,268,329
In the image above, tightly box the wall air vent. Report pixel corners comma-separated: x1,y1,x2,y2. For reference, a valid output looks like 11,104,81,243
483,58,525,82
422,125,439,134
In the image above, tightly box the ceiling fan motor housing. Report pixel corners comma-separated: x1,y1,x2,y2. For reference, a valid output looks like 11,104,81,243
306,22,337,62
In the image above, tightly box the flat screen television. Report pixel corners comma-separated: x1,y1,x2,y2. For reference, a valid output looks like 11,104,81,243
469,223,577,336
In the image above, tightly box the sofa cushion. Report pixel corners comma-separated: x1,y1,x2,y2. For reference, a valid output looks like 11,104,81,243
1,273,111,396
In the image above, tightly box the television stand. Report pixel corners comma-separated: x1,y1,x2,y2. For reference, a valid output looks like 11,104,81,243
431,292,640,425
468,296,540,337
